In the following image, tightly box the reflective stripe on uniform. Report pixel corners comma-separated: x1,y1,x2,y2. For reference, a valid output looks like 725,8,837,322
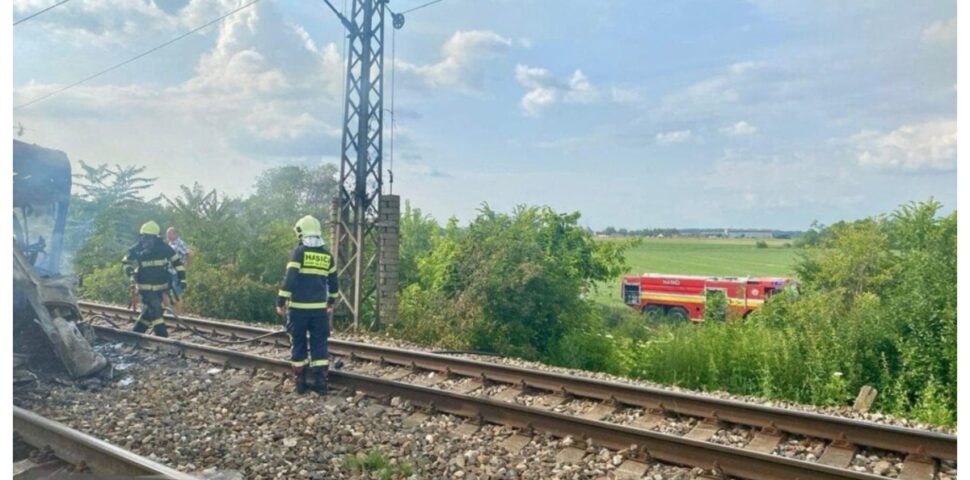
298,267,330,276
139,259,168,267
286,261,301,270
169,254,180,262
150,318,165,327
291,359,309,367
288,301,328,309
310,358,329,367
175,265,186,272
136,283,169,291
278,290,292,298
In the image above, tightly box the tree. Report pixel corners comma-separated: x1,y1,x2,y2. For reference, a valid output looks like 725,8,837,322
399,202,440,288
163,184,238,223
162,183,244,266
73,161,157,207
246,164,339,226
68,161,163,273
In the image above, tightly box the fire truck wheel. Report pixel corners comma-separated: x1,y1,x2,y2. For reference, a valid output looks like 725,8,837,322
667,306,690,322
642,304,664,319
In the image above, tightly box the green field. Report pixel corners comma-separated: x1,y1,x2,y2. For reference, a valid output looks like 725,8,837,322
590,237,799,304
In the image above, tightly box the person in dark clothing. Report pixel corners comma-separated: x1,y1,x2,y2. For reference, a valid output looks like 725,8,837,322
276,215,338,394
122,221,186,337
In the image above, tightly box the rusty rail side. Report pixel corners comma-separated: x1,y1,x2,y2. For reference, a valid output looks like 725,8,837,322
14,406,196,479
91,325,890,480
79,301,957,461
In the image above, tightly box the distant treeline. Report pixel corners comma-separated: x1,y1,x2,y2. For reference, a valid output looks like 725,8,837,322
596,226,804,239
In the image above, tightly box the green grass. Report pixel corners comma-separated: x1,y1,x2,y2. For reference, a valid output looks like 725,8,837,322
342,448,414,480
590,237,799,304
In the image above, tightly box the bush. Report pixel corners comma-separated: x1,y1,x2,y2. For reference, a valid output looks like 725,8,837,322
390,285,466,349
548,320,634,375
703,290,727,322
182,263,278,323
77,264,131,305
622,200,956,424
755,240,768,248
396,205,629,362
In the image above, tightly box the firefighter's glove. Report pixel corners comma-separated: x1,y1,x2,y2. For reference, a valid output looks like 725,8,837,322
123,265,135,276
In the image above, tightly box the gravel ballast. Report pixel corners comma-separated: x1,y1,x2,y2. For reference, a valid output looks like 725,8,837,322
15,342,701,479
100,305,954,434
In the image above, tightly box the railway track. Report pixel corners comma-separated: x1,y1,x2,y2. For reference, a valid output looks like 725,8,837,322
79,300,956,480
13,405,195,479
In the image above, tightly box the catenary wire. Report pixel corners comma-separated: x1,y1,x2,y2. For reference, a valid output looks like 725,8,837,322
14,0,263,110
401,0,445,14
13,0,72,26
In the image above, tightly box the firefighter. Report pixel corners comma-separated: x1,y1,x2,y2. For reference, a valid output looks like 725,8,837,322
276,215,338,395
122,221,186,337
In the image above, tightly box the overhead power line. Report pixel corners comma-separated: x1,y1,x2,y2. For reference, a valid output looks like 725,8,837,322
14,0,263,111
13,0,73,26
401,0,445,14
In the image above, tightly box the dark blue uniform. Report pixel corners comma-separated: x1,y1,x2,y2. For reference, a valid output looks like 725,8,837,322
277,243,338,393
123,237,185,337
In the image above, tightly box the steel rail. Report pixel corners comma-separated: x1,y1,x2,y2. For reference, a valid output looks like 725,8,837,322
78,300,957,461
14,405,196,478
90,324,889,480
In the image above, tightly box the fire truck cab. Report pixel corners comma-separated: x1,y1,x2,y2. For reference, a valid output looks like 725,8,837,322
621,273,792,321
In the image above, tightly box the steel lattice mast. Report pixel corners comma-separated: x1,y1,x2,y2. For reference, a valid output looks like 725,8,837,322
324,0,403,329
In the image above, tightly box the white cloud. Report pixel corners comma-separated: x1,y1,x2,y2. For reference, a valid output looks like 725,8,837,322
565,70,598,103
13,0,177,43
655,129,692,144
656,61,761,120
610,86,642,104
515,64,603,116
922,18,957,44
852,119,956,171
700,152,862,210
720,121,758,136
396,30,512,91
13,1,347,196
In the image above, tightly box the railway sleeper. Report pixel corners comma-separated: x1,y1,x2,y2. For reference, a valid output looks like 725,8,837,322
82,305,957,474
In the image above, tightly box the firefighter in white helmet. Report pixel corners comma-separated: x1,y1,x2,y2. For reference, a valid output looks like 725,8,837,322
276,215,338,394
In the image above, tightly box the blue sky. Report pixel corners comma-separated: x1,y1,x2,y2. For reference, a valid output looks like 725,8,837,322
12,0,956,230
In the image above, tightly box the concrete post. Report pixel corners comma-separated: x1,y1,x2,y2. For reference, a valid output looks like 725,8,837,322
378,195,400,325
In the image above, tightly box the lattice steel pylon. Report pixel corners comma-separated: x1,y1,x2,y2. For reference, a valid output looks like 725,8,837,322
323,0,404,330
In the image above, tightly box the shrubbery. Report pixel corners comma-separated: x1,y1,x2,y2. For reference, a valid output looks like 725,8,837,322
77,264,131,306
391,204,631,365
182,262,279,323
70,162,955,425
391,199,956,424
627,200,956,424
72,164,332,326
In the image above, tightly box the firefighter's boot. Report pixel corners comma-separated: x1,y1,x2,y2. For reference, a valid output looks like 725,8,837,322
292,366,308,394
151,319,169,338
310,366,328,395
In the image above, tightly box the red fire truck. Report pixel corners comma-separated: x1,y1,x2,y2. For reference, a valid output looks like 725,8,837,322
621,273,793,321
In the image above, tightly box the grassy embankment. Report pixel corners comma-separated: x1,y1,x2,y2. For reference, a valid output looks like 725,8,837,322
584,228,954,426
